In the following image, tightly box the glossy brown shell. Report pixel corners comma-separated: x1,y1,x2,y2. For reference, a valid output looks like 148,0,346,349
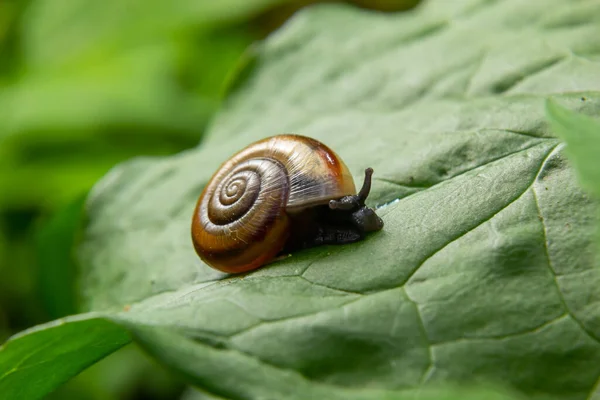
191,134,356,273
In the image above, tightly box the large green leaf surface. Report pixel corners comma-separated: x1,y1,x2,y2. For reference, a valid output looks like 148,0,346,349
4,0,600,399
76,0,600,397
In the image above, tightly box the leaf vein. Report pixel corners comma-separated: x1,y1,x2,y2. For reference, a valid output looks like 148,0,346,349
532,180,600,344
377,140,556,210
429,313,569,347
401,288,433,384
401,143,560,287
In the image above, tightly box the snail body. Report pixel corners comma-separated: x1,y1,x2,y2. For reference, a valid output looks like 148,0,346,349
191,134,383,274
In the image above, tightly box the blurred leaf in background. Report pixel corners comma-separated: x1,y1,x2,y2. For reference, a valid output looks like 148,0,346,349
0,1,265,213
546,99,600,198
0,220,7,342
34,194,86,320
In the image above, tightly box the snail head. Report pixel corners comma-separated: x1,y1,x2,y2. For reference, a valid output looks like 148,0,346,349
328,168,384,233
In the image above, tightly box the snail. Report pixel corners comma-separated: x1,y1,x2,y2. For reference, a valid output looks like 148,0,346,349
191,134,383,274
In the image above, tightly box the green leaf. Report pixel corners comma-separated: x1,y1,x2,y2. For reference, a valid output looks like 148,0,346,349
546,99,600,198
6,0,600,398
77,0,600,398
0,316,130,400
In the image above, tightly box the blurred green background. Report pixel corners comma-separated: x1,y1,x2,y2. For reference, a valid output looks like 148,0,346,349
0,0,417,398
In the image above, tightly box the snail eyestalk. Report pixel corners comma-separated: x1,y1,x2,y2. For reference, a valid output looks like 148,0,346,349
328,168,374,211
357,168,373,205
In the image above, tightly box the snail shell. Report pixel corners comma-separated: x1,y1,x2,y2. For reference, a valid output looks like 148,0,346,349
191,134,357,274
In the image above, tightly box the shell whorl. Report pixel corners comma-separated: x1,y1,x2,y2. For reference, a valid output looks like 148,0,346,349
192,134,357,273
201,158,289,248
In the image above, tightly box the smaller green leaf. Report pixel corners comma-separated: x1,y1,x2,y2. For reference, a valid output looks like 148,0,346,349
546,99,600,197
0,317,130,400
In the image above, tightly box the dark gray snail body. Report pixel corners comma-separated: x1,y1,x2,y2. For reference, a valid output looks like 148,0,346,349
191,134,383,273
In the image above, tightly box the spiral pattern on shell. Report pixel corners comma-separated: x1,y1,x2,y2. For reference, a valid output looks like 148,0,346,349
192,158,291,273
